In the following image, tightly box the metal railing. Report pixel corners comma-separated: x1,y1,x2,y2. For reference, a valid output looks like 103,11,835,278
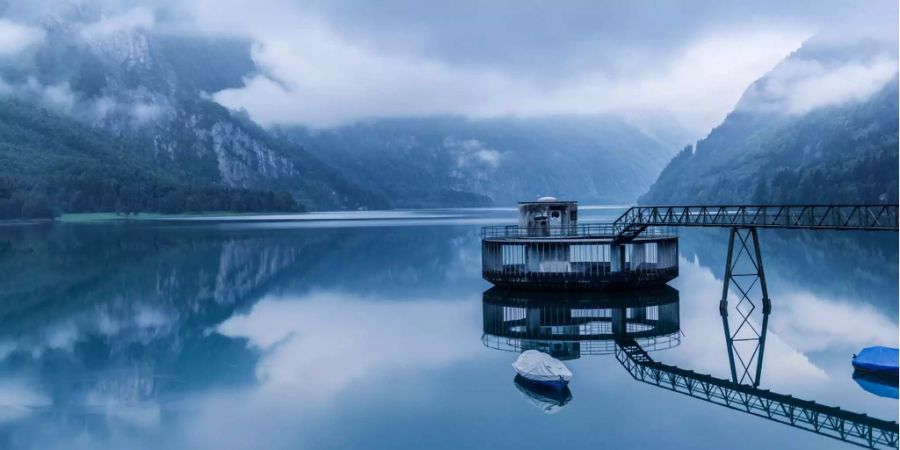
482,205,897,243
481,224,676,240
612,205,899,242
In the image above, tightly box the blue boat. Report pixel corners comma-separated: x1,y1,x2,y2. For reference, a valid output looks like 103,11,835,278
852,346,899,375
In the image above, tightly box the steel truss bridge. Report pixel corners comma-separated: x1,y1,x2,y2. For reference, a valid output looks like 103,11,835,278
613,204,898,388
612,205,898,243
615,336,899,449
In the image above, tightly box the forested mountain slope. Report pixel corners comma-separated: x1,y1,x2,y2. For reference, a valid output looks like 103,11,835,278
641,40,898,205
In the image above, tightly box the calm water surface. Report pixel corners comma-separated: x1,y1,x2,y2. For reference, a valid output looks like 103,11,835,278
0,207,896,449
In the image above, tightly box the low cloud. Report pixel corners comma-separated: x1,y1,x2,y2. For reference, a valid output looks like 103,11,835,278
79,6,156,40
213,22,806,133
737,52,898,115
0,0,895,136
27,78,77,112
444,138,503,168
0,19,44,56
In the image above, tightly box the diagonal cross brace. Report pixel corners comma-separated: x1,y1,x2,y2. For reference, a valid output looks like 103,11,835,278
720,226,771,387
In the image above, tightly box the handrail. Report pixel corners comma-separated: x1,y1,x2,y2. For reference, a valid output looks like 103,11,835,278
481,224,675,240
613,205,899,232
481,204,898,242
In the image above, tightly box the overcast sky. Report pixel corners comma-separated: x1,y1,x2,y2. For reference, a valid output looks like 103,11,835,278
2,0,898,135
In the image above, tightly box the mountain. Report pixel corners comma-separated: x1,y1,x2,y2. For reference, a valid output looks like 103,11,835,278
641,39,899,205
279,115,684,207
0,10,385,216
0,5,688,214
0,98,300,218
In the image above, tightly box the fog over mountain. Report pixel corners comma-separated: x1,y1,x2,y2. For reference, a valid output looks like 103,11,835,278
642,36,898,204
0,1,895,217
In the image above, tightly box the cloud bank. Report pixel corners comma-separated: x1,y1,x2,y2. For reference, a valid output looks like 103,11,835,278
738,54,898,115
0,18,44,56
0,0,897,135
80,6,156,40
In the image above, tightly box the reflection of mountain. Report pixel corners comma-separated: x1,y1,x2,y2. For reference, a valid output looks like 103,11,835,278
0,227,306,417
678,228,899,315
0,221,487,423
241,225,485,299
481,286,681,360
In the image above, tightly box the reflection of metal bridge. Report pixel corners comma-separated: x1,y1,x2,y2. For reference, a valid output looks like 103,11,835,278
614,205,898,387
615,336,899,449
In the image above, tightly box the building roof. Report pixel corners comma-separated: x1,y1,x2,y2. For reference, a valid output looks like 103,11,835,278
518,199,577,205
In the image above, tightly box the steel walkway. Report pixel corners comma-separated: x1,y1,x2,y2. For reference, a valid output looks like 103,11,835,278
613,205,899,243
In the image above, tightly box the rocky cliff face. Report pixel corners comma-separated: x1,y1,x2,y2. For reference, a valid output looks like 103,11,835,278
0,9,381,210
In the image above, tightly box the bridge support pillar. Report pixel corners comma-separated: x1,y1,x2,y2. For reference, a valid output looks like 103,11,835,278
720,226,771,387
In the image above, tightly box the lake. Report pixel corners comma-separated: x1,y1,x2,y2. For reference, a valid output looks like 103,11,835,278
0,207,897,449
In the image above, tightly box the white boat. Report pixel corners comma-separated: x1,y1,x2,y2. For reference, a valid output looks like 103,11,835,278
512,350,573,390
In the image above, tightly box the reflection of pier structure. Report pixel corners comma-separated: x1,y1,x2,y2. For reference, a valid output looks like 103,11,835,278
615,336,899,449
482,286,680,360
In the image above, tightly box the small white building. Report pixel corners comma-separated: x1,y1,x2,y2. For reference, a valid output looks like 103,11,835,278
518,197,578,236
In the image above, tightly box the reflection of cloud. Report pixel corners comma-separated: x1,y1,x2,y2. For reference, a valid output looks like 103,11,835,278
83,392,161,430
671,257,827,388
772,291,898,353
217,292,482,399
0,305,174,359
0,379,49,424
171,292,483,449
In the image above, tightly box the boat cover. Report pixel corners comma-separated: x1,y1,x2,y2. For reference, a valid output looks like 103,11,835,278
852,346,899,374
512,350,573,382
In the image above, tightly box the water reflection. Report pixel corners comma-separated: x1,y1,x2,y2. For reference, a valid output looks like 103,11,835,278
853,372,899,400
513,375,573,414
482,286,681,360
481,285,899,449
0,212,895,450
